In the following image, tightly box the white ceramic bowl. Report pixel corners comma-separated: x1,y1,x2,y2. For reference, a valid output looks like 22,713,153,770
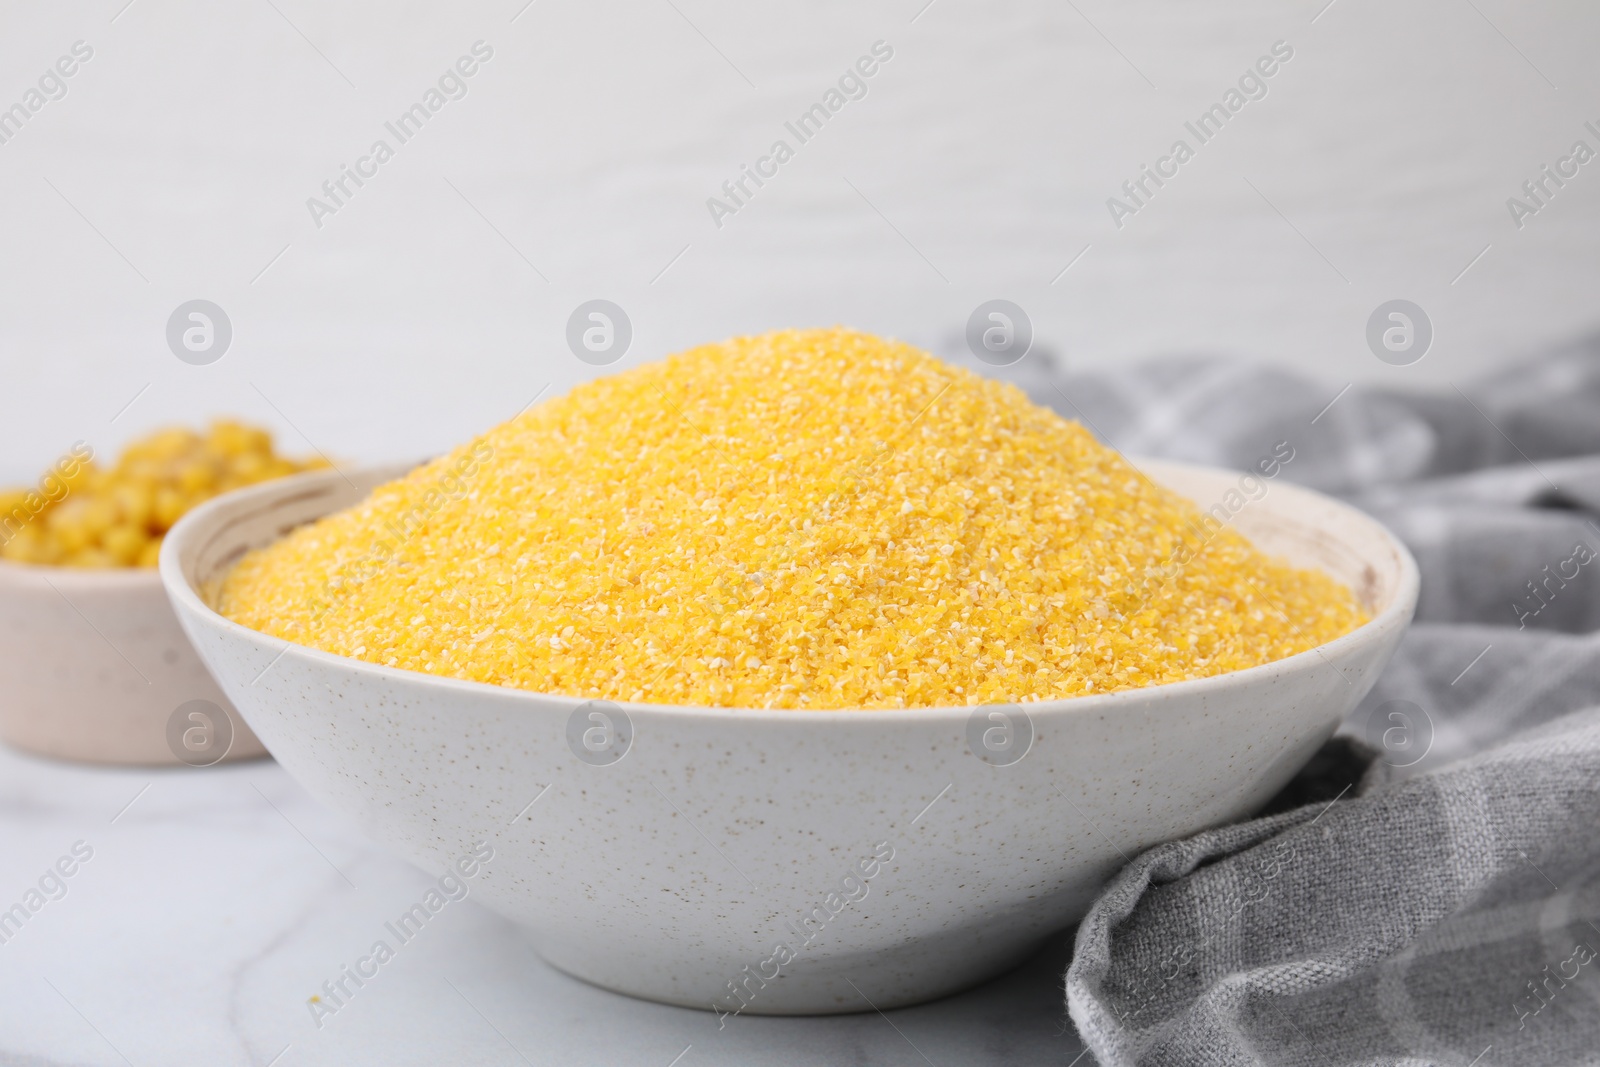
162,459,1417,1014
0,558,265,765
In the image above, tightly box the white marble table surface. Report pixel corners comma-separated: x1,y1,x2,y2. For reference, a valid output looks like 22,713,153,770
0,744,1093,1066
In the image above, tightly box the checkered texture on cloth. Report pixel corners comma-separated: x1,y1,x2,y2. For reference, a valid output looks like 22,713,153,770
1019,337,1600,1066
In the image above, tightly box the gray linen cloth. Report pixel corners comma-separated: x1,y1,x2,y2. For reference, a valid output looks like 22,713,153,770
1006,338,1600,1066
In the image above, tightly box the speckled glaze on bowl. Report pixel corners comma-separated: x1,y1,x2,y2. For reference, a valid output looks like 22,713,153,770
0,557,266,765
161,459,1417,1014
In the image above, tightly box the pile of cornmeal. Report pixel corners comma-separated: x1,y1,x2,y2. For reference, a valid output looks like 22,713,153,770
217,328,1366,709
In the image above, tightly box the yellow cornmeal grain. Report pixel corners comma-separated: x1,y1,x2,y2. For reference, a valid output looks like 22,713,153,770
216,328,1367,709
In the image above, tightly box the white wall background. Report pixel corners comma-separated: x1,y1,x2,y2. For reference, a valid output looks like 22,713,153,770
1,0,1596,480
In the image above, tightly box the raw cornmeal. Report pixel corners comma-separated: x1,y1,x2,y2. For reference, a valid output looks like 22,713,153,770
217,328,1367,709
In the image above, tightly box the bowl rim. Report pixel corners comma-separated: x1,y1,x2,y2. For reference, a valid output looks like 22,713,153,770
161,459,1420,724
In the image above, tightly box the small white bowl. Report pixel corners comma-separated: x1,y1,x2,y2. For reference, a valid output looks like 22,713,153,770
0,558,265,765
162,460,1417,1014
